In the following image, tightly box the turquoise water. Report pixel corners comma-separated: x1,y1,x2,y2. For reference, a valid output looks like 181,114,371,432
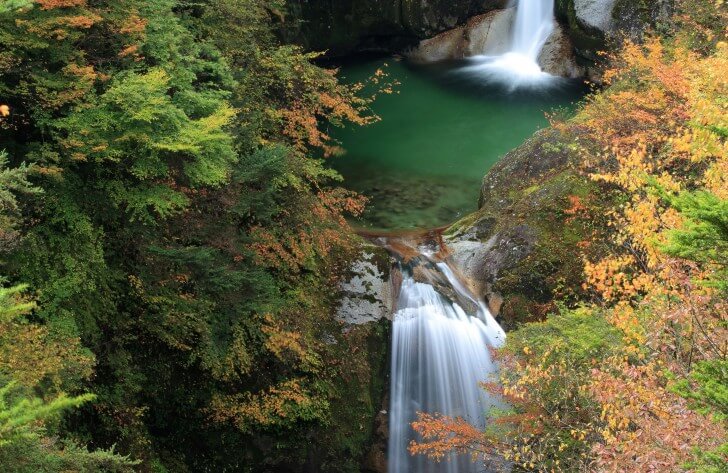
330,58,586,230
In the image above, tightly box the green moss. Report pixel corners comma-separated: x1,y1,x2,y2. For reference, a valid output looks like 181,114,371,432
318,319,390,472
458,129,618,328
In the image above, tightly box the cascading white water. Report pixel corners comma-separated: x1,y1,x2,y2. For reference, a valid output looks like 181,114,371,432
388,262,506,473
511,0,555,61
460,0,558,89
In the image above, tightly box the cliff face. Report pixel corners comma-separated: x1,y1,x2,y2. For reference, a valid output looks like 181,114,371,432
289,0,673,63
286,0,508,55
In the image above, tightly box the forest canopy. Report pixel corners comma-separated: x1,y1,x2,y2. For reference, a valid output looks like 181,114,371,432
0,0,383,471
0,0,726,472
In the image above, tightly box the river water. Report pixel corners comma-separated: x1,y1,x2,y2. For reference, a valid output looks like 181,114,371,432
331,58,585,230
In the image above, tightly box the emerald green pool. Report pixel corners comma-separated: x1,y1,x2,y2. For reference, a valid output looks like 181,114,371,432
330,58,586,230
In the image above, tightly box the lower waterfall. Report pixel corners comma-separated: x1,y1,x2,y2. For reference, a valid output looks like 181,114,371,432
387,252,506,472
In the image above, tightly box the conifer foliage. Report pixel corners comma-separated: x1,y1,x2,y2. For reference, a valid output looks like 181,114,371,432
0,0,379,470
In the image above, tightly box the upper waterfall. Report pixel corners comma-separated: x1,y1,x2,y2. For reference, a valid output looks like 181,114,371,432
458,0,560,90
511,0,556,61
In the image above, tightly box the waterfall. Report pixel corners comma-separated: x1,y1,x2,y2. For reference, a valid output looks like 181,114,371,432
511,0,556,62
388,259,506,473
459,0,558,90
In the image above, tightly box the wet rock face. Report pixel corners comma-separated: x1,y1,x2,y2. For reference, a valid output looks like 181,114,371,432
407,9,515,62
287,0,508,56
452,225,538,290
446,224,538,317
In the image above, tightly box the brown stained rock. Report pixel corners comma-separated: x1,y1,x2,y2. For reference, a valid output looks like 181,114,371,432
487,292,505,316
408,9,514,62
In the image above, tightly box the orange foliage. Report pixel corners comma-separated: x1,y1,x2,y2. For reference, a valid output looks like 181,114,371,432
575,31,728,472
208,379,327,432
410,13,727,471
248,188,365,272
409,413,497,462
262,314,321,372
591,360,725,472
36,0,87,10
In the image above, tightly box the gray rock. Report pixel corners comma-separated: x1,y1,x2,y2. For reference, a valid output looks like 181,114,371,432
336,247,395,326
574,0,618,33
538,24,585,78
446,225,538,300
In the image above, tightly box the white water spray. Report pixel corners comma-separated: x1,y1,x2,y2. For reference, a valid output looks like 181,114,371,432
511,0,555,61
388,261,506,473
460,0,558,90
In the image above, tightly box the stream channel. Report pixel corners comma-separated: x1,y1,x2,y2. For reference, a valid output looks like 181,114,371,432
331,12,588,470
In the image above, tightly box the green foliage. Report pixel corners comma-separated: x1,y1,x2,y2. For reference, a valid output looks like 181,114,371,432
0,151,39,254
671,359,728,421
0,282,34,325
675,0,728,53
492,306,624,470
684,443,728,473
506,305,624,364
0,282,135,472
58,67,236,223
659,189,728,292
0,0,375,471
0,151,38,214
0,1,30,14
0,381,94,446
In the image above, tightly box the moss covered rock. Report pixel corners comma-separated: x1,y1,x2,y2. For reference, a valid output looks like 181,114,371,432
555,0,674,63
323,242,394,472
445,129,614,329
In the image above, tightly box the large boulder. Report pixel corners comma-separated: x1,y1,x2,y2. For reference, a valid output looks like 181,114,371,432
286,0,508,56
538,23,585,78
443,128,614,329
574,0,618,32
555,0,674,61
407,9,514,62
